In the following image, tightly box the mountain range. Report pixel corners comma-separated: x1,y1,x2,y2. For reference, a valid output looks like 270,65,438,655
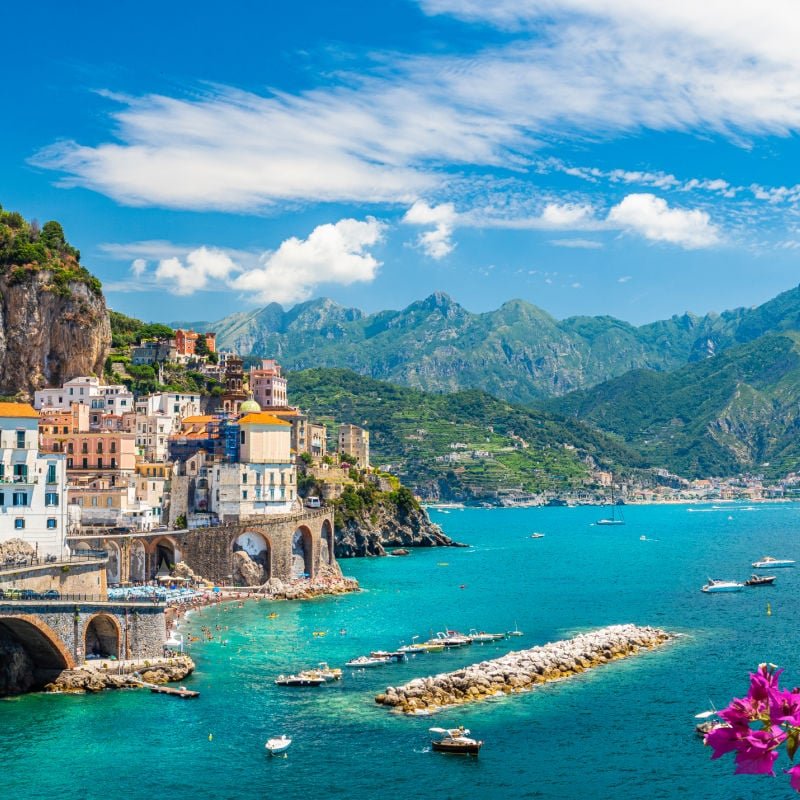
203,286,800,403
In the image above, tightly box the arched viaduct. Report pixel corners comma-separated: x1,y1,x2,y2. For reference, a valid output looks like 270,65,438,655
69,509,337,586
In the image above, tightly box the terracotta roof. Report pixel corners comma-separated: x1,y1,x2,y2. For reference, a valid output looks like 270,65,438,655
0,402,39,419
182,415,215,424
238,412,290,427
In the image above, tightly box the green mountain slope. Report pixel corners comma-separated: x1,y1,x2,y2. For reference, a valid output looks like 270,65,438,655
209,286,800,402
547,332,800,477
288,368,644,500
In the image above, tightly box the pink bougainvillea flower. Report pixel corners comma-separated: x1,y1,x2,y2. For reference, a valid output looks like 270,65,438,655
706,725,743,759
769,688,800,727
785,764,800,792
719,695,766,728
749,664,784,703
733,727,787,776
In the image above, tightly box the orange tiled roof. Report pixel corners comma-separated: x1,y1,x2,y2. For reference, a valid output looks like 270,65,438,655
238,412,290,426
0,402,39,418
182,415,215,424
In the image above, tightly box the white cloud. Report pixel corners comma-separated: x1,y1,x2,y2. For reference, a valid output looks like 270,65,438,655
154,247,238,295
618,275,632,283
403,201,458,258
130,258,146,277
549,238,603,249
232,217,385,304
540,202,595,228
32,1,800,216
607,193,720,249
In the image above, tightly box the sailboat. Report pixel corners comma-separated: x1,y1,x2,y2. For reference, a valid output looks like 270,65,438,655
596,482,625,526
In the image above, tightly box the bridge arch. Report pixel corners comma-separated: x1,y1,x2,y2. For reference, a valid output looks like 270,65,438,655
320,519,334,566
83,613,122,661
130,540,146,582
232,531,271,582
0,614,75,673
148,536,181,578
106,540,121,585
291,526,314,579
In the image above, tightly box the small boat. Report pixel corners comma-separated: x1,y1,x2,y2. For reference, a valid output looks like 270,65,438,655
398,643,428,655
435,630,472,647
298,663,342,682
596,483,625,526
751,556,796,568
274,674,327,687
701,579,744,593
149,685,199,698
265,735,292,755
419,641,446,652
345,655,391,668
267,613,279,619
530,532,545,539
429,727,483,755
507,623,524,637
744,574,776,587
468,629,505,643
370,650,407,662
312,630,327,637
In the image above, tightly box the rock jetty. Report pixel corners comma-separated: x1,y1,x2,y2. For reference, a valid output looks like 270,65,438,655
375,624,671,714
45,655,195,694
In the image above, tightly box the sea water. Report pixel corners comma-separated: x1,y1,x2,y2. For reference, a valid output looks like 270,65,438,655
3,503,800,800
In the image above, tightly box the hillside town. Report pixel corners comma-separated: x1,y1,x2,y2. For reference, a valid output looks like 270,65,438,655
1,334,371,567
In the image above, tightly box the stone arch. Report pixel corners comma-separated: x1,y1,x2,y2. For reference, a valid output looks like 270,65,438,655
231,531,271,585
149,536,181,578
291,526,314,579
130,540,146,582
320,519,334,566
0,614,76,691
83,613,121,660
106,540,121,585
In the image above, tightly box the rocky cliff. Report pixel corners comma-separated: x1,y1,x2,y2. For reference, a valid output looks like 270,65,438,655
335,500,460,557
0,206,111,398
0,271,110,398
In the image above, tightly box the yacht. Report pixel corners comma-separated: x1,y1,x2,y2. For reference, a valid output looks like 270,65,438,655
298,663,342,682
744,574,776,587
274,673,326,687
701,579,744,593
435,630,472,647
345,655,392,668
429,726,483,755
751,556,796,568
596,482,625,525
468,629,505,643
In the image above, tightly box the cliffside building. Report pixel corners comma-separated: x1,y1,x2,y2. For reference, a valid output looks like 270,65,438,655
338,424,370,469
34,377,134,416
250,359,288,408
0,403,68,558
175,328,216,357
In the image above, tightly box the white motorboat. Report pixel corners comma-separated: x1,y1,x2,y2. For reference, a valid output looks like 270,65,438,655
436,630,472,647
507,622,524,637
468,629,505,643
701,579,744,593
345,655,391,668
398,636,428,655
298,663,342,682
751,556,796,569
265,735,292,755
274,673,326,687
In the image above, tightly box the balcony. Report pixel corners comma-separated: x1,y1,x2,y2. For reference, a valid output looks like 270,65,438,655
0,475,38,485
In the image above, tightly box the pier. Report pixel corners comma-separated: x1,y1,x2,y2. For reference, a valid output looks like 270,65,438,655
375,624,672,714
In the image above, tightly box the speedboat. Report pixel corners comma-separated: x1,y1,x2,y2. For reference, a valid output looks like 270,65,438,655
345,655,391,668
429,727,483,755
398,637,429,655
701,579,744,593
435,631,472,647
274,673,326,687
298,663,342,682
420,640,446,652
468,629,505,643
744,574,776,587
530,532,545,539
752,556,796,568
265,735,292,755
370,650,407,662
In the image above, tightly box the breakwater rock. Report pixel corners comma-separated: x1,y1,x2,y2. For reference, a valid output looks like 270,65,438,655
44,655,195,694
375,624,671,714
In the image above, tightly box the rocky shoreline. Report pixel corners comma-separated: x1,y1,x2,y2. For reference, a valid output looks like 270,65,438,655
44,655,195,694
375,624,672,714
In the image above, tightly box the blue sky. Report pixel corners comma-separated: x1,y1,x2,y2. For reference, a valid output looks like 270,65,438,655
3,0,800,325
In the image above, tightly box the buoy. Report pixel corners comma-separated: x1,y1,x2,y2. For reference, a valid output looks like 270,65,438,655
208,733,213,741
767,603,772,616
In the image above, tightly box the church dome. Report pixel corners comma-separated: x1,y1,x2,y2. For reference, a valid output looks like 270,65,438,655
239,398,262,414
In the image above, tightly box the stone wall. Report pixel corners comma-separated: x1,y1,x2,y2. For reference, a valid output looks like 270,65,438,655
0,560,107,596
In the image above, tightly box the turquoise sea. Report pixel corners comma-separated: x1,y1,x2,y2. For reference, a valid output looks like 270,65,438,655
4,504,800,800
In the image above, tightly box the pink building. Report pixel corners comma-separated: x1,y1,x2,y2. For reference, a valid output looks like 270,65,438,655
39,431,137,476
250,359,288,408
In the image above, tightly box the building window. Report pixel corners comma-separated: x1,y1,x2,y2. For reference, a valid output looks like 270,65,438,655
111,458,116,469
62,426,68,434
47,518,57,529
97,441,103,454
13,465,28,482
97,458,103,469
242,472,248,484
46,463,57,484
242,490,248,500
240,431,245,445
81,442,88,454
82,458,88,469
67,458,73,469
91,496,98,507
14,518,24,529
12,492,27,507
0,492,4,505
67,442,74,454
16,430,25,449
45,492,59,507
107,497,113,507
110,441,116,453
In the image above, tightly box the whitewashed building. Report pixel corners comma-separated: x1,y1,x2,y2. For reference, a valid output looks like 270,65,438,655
34,376,134,416
0,403,68,558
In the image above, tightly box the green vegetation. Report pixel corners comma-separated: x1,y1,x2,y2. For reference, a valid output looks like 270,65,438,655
289,368,643,500
0,204,102,296
109,310,174,348
547,332,800,478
